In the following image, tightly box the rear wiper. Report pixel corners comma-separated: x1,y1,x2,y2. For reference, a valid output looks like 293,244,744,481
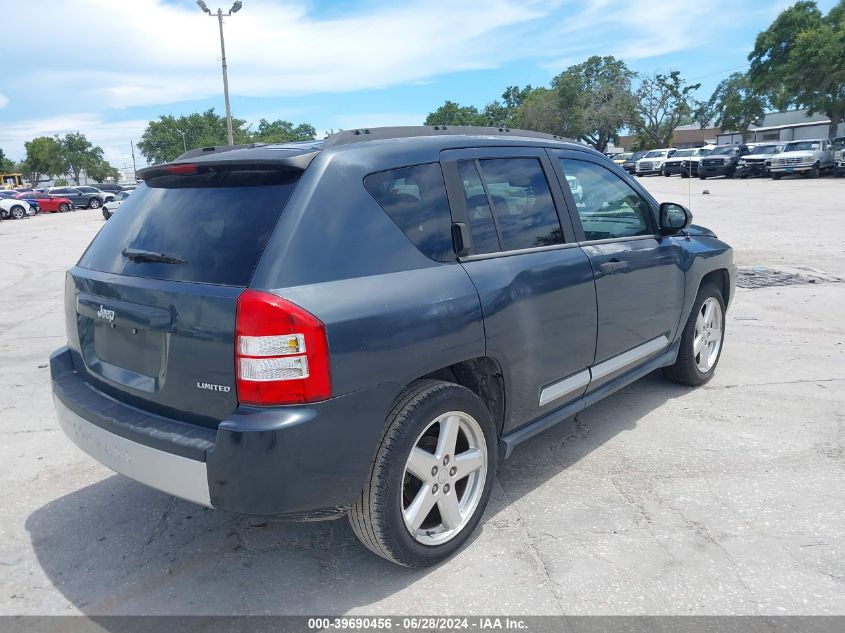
122,248,188,264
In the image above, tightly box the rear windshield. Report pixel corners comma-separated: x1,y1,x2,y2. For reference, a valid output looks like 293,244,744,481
78,167,299,286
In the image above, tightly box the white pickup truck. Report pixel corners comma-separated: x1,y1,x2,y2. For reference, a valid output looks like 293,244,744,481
769,139,834,179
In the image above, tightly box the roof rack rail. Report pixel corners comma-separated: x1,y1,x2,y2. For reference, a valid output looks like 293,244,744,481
176,142,268,160
322,126,574,147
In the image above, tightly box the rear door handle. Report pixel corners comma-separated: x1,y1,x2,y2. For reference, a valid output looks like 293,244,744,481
599,260,628,274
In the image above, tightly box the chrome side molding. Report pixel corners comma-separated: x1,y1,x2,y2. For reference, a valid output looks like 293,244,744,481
538,335,669,407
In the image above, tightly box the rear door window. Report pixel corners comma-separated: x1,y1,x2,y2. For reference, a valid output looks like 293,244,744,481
476,158,563,251
78,166,300,286
364,163,455,262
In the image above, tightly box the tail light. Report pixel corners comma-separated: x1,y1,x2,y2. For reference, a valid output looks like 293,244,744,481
235,290,331,405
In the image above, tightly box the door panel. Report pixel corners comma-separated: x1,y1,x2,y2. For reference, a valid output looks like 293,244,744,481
441,148,597,433
461,249,597,432
582,239,685,368
550,151,686,386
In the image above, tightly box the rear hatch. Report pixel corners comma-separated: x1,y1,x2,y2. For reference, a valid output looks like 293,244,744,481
66,160,305,427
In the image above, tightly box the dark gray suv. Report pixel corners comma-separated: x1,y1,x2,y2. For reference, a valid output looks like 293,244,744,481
51,127,735,567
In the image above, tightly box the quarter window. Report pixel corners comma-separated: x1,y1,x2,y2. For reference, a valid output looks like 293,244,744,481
457,161,500,254
558,159,653,241
364,163,455,262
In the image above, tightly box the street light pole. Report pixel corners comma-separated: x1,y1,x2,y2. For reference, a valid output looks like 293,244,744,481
216,8,234,146
197,1,242,146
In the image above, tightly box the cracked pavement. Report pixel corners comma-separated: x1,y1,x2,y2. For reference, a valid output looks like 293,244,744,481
0,177,843,615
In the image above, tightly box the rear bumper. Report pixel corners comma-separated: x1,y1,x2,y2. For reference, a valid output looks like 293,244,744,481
51,346,402,517
54,392,212,506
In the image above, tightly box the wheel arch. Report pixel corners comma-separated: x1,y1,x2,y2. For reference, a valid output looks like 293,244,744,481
699,268,731,308
418,356,506,437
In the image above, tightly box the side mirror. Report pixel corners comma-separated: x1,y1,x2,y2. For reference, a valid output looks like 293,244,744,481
659,202,692,234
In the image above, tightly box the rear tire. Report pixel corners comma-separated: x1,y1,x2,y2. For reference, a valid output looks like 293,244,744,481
664,284,725,387
88,198,101,209
349,380,497,567
772,172,782,180
699,174,706,180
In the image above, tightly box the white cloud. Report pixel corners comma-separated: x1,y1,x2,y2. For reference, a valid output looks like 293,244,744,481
0,114,148,167
6,0,549,110
0,94,8,108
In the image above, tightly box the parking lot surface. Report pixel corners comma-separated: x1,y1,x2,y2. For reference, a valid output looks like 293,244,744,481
1,176,843,615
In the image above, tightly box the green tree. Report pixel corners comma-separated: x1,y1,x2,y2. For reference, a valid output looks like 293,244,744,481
631,71,702,148
137,108,252,164
510,88,567,136
59,132,106,184
749,0,845,139
701,72,767,139
86,158,120,183
0,148,16,172
424,100,489,126
20,136,64,186
425,86,535,128
252,119,316,143
552,55,636,151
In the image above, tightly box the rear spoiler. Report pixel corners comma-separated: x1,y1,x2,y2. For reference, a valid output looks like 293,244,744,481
137,145,320,181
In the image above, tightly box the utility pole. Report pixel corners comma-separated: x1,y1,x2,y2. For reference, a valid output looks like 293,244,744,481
197,1,243,146
130,140,138,183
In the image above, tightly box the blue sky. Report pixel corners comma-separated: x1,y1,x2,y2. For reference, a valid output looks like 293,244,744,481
0,0,834,171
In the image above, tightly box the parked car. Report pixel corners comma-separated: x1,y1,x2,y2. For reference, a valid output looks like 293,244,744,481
622,150,647,174
697,145,749,179
769,139,834,179
75,185,115,203
94,183,125,194
101,190,131,219
661,148,710,177
0,195,33,219
612,152,632,166
2,191,40,213
48,187,106,209
635,148,676,176
51,126,736,567
18,191,74,213
829,137,845,176
735,144,783,178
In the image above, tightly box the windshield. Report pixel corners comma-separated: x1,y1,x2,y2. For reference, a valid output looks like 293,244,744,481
709,146,737,156
749,145,781,155
671,149,693,158
644,150,665,158
784,141,821,152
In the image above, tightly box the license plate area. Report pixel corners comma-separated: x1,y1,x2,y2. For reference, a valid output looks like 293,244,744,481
77,293,172,392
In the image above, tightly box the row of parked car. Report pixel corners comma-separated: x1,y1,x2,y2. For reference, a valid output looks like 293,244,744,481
0,183,135,221
612,137,845,180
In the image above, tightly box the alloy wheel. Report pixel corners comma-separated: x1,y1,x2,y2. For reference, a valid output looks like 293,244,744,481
693,297,723,373
401,411,487,546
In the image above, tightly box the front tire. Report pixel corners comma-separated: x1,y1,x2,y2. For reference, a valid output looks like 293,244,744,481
349,380,497,567
58,203,70,213
88,198,101,209
10,205,25,220
664,284,725,387
102,209,111,220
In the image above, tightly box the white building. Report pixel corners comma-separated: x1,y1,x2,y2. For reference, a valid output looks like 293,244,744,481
717,109,845,145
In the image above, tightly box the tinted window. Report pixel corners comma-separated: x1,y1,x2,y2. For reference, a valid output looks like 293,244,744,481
559,159,653,241
364,163,454,262
477,158,563,250
457,160,500,254
78,168,299,286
